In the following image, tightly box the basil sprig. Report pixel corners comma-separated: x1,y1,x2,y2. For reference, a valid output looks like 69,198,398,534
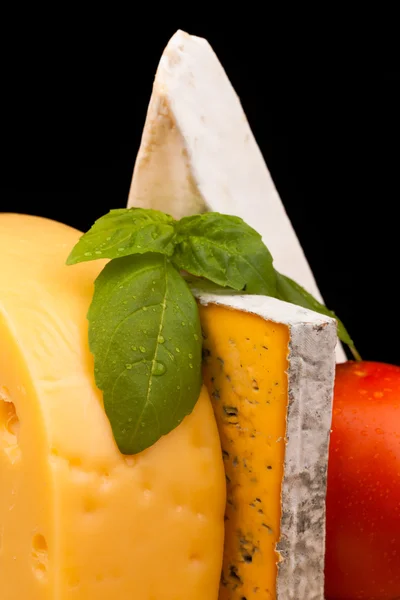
68,208,357,454
172,213,277,296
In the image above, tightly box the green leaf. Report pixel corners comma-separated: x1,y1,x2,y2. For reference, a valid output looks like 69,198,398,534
172,213,277,295
67,208,176,265
184,274,239,296
88,254,202,455
275,271,359,357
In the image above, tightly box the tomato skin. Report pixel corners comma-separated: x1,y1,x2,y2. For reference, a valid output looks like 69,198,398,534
325,361,400,600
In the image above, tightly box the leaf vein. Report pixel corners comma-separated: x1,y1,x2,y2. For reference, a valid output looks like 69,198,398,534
129,257,168,443
98,302,162,371
184,235,271,289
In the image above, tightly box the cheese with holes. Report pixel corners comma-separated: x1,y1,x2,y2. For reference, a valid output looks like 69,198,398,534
0,213,226,600
127,29,345,362
191,287,337,599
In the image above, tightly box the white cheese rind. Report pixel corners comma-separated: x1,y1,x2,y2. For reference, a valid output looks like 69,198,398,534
195,291,337,600
127,29,345,362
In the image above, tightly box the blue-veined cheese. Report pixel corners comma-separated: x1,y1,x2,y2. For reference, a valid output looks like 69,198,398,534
192,289,337,599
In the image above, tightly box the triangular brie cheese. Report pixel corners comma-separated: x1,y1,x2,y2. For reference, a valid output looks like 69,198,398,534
128,29,346,362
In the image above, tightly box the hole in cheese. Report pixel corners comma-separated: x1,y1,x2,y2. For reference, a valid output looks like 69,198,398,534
0,389,21,464
31,533,48,580
0,391,20,437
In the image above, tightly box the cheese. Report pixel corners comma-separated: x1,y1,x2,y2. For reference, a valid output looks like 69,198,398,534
126,30,339,596
127,29,346,363
0,213,225,599
192,288,337,599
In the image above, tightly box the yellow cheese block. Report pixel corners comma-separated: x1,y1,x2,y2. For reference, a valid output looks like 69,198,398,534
0,214,225,599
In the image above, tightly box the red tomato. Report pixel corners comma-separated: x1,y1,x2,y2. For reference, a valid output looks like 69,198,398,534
325,361,400,599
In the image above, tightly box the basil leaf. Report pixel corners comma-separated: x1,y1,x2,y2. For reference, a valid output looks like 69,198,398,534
276,271,359,357
67,208,176,265
172,213,277,295
184,274,238,295
88,254,202,454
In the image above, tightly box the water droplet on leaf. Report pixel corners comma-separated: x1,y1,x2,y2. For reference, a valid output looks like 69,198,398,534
152,361,166,376
175,348,180,353
84,252,92,257
158,335,165,344
125,364,132,370
139,346,146,353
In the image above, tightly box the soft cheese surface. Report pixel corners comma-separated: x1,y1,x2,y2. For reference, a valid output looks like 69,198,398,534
0,213,225,599
128,29,346,363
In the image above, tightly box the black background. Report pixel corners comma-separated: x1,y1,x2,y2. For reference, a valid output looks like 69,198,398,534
1,23,398,363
